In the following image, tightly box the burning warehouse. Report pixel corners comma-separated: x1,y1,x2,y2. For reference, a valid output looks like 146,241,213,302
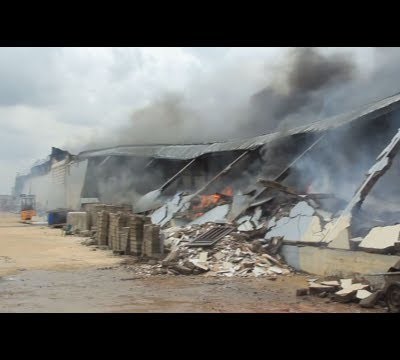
13,91,400,279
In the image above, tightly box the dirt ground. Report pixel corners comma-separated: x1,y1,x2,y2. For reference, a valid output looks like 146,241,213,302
0,212,385,313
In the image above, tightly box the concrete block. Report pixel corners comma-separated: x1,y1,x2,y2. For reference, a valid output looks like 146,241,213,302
120,227,130,254
67,212,88,232
96,210,109,246
142,224,163,258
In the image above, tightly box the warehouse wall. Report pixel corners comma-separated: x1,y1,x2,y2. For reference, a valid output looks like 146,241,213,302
65,160,88,210
22,165,66,211
20,159,88,212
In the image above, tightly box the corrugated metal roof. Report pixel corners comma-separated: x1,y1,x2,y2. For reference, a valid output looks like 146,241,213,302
77,92,400,161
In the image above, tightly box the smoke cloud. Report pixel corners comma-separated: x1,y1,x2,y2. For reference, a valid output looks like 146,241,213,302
84,47,365,149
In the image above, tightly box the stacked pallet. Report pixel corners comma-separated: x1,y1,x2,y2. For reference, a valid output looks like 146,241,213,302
87,204,108,229
96,210,110,246
119,227,130,254
108,212,130,251
142,224,163,258
89,204,132,231
128,215,145,255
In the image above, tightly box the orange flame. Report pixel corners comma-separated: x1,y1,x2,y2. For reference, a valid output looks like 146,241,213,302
192,186,233,211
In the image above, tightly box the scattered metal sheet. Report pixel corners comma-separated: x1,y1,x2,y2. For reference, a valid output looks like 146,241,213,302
188,226,235,247
248,196,274,208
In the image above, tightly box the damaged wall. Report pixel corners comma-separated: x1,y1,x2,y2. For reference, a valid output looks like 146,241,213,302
282,245,400,277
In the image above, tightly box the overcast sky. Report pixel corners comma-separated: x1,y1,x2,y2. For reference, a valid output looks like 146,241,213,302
0,47,380,194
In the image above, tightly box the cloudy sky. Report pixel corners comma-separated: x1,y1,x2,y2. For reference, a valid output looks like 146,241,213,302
0,47,391,194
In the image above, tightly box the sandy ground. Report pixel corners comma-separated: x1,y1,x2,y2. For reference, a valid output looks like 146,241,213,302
0,212,120,277
0,212,385,313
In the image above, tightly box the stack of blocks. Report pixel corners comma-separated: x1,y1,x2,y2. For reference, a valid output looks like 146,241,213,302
119,227,130,254
142,224,163,258
128,215,145,256
127,215,151,255
108,212,130,252
96,210,109,246
89,204,132,231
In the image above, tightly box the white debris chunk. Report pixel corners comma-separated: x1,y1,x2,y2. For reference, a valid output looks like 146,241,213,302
359,224,400,252
199,251,208,262
340,279,352,288
336,283,369,294
321,280,340,286
268,266,284,274
253,266,267,277
356,289,373,300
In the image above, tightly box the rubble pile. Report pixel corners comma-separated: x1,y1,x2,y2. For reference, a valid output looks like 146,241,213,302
158,224,294,277
298,277,385,309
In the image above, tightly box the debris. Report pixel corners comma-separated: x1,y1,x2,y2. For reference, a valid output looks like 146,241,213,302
171,264,192,275
262,237,283,255
261,253,282,266
265,201,326,244
337,283,370,292
190,260,209,271
188,225,235,247
308,283,336,295
213,252,224,261
223,262,233,270
359,290,383,308
334,283,370,303
321,280,340,286
359,224,400,253
253,266,267,277
268,266,284,274
296,288,309,296
356,289,373,300
199,251,208,262
340,279,352,288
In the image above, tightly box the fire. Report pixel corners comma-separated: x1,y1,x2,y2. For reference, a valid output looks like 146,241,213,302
192,186,233,212
222,185,233,197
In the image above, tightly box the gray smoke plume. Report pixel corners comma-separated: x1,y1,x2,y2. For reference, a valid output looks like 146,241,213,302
83,47,400,152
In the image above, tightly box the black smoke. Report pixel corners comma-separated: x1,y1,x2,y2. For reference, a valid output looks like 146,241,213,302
245,47,357,135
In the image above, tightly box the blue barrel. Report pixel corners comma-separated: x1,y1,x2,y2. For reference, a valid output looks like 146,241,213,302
47,209,68,225
48,212,56,225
